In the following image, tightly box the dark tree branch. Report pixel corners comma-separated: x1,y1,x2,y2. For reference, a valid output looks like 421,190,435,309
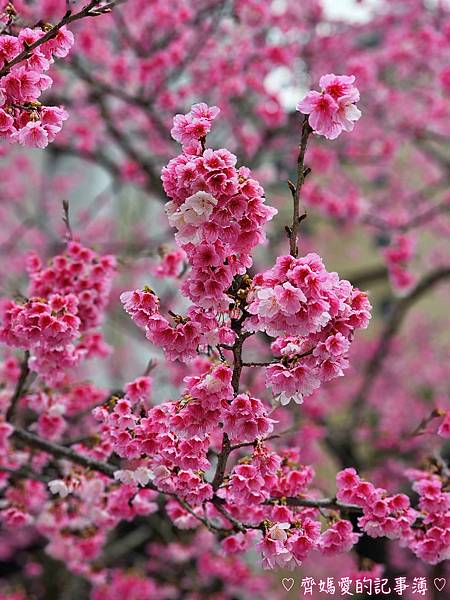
352,266,450,422
265,496,363,514
12,427,118,478
346,265,388,288
211,309,252,490
6,351,30,422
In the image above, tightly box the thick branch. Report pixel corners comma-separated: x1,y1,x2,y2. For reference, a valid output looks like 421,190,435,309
345,265,388,288
211,431,231,491
12,427,117,478
9,428,429,535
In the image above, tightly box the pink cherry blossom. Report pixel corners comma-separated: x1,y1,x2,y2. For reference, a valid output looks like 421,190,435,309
297,74,361,139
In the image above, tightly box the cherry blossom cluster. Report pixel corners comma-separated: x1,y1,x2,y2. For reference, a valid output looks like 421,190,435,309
170,102,220,151
246,254,370,338
27,241,117,330
336,468,418,540
214,446,363,571
257,518,321,571
256,516,360,572
222,393,275,443
170,363,234,438
0,241,116,384
91,571,161,600
246,253,372,404
220,445,314,523
151,247,186,279
121,288,235,362
20,381,106,441
297,74,361,140
0,22,74,147
318,519,360,556
94,372,216,506
41,473,158,575
162,103,277,310
336,467,450,565
407,469,450,564
92,365,276,508
0,293,83,384
302,182,363,222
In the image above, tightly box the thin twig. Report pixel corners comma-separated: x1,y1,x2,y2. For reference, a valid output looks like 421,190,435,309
242,360,278,367
229,427,298,451
177,498,229,533
288,115,312,257
406,408,447,439
242,347,314,368
211,499,248,532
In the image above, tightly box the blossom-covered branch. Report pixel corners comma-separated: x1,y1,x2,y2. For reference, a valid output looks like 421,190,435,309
0,0,124,148
0,1,126,79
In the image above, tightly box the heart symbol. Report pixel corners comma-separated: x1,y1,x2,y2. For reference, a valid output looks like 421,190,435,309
282,578,295,592
434,578,446,592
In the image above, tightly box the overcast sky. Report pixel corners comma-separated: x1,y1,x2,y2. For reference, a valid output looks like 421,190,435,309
322,0,378,22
